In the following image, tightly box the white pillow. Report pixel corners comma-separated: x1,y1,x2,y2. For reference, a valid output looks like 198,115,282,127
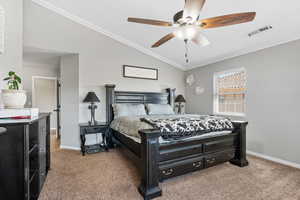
146,104,175,115
112,104,146,118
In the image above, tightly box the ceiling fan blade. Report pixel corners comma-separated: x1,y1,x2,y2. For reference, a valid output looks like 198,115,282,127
152,33,175,48
183,0,206,22
200,12,256,29
192,33,210,47
128,18,173,27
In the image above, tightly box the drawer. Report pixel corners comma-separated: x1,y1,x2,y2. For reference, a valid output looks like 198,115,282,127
205,149,235,168
159,157,204,179
159,143,203,162
84,127,106,134
204,137,235,153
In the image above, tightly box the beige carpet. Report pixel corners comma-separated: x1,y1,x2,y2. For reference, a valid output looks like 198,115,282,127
40,139,300,200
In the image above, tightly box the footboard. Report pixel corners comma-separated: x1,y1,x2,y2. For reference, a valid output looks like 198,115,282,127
138,129,162,200
138,121,248,200
230,121,249,167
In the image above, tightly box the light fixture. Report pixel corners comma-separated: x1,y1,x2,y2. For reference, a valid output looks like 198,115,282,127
173,25,200,40
173,25,208,63
194,33,210,47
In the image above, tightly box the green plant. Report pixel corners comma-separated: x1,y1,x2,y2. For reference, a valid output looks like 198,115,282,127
3,71,22,90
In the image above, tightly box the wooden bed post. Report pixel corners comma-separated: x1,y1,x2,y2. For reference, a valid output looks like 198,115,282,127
105,84,116,124
138,129,162,200
105,84,116,148
166,88,176,108
230,121,249,167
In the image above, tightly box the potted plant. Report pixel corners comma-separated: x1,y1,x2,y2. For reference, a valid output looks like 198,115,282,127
1,71,27,109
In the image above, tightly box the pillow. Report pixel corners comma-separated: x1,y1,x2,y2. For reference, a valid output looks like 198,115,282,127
112,104,146,118
146,104,175,115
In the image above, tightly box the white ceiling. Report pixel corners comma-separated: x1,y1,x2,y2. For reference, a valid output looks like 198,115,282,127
32,0,300,70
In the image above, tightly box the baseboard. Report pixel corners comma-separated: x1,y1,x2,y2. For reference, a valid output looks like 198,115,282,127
60,145,81,151
247,150,300,169
58,147,300,169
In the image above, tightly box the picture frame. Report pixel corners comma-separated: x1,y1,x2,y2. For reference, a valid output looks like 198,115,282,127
123,65,158,80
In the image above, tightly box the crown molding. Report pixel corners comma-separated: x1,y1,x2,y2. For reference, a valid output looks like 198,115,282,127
187,35,300,70
31,0,184,70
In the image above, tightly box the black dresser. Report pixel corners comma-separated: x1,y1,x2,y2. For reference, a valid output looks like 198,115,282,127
0,113,51,200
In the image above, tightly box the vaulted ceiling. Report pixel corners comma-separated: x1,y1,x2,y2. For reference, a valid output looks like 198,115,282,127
32,0,300,70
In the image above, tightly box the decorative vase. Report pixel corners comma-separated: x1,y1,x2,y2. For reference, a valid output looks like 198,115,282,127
1,89,27,109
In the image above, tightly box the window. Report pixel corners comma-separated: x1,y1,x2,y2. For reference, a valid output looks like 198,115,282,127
214,68,246,116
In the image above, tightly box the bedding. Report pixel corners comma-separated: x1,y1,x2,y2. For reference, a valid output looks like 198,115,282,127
141,115,233,140
112,103,146,118
146,104,175,115
110,114,233,143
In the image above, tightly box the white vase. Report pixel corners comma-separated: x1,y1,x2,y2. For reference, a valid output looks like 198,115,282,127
1,89,27,109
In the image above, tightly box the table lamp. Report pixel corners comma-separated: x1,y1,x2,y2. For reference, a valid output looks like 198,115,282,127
175,94,186,114
83,92,100,125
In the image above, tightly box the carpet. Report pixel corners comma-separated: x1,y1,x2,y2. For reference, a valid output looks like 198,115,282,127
40,140,300,200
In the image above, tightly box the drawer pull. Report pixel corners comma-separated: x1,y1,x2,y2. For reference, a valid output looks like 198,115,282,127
162,168,174,176
207,158,216,164
192,161,202,168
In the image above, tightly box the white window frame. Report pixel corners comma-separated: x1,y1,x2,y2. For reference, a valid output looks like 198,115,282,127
213,67,246,117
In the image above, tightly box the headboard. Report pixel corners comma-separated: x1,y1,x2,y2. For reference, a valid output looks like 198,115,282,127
105,84,176,124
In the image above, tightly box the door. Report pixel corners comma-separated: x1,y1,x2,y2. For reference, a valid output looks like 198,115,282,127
32,77,58,136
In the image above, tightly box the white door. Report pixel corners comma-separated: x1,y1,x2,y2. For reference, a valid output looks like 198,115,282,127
33,77,57,130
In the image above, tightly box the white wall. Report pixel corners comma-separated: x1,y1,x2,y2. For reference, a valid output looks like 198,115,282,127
185,40,300,165
0,0,23,106
24,0,185,148
23,62,59,107
60,54,79,148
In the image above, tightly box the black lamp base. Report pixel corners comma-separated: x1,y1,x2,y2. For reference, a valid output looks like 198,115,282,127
88,103,98,126
176,103,184,114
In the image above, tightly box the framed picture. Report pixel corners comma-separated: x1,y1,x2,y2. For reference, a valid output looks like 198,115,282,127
123,65,158,80
0,5,4,54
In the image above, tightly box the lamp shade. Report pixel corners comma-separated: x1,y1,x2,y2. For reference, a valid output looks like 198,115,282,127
83,92,100,103
175,95,186,103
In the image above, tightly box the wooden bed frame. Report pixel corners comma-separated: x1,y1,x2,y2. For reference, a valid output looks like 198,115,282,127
105,84,248,200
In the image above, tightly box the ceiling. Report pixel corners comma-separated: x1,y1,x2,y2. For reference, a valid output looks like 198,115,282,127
31,0,300,70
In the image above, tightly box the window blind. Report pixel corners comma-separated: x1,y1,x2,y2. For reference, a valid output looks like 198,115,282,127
215,69,246,114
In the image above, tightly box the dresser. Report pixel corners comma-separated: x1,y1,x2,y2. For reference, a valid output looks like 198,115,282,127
0,113,51,200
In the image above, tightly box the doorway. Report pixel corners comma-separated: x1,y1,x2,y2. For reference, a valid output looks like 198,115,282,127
32,76,61,139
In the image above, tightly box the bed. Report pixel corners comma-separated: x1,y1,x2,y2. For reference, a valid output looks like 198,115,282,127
105,84,249,200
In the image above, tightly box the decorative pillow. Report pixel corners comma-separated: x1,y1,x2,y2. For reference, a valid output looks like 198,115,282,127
146,104,175,115
112,104,147,118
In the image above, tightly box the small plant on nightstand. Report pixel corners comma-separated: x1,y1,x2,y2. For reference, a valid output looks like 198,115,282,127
1,71,27,108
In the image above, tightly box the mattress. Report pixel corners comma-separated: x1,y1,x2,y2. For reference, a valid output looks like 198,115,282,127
110,114,232,144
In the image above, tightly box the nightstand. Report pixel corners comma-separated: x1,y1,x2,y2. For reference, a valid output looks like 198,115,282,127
79,122,109,156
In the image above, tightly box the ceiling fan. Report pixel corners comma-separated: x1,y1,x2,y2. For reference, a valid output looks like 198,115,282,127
127,0,256,63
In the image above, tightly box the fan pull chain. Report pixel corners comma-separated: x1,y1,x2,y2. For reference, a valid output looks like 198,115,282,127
184,39,189,63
